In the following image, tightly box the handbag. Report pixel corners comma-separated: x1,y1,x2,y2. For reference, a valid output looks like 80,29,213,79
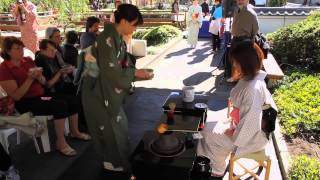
255,33,270,59
208,19,220,35
261,104,277,140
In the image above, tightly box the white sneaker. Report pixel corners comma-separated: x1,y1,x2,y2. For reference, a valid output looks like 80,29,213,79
226,77,235,83
4,166,20,180
103,162,124,172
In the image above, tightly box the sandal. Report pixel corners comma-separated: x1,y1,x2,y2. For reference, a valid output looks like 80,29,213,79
57,145,77,156
71,133,92,141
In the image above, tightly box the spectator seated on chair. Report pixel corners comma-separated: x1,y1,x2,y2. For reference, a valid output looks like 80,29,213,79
36,39,88,132
0,36,91,157
45,27,77,95
196,41,277,179
80,16,100,50
62,30,79,67
45,27,78,95
35,39,77,95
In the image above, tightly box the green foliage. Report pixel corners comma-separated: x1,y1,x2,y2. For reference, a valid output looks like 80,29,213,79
132,29,152,40
288,155,320,180
52,0,89,32
273,72,320,136
140,6,158,11
0,0,89,20
268,0,287,6
267,11,320,70
141,25,181,46
0,0,14,11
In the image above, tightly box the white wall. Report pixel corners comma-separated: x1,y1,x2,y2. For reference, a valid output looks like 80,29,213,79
258,15,307,34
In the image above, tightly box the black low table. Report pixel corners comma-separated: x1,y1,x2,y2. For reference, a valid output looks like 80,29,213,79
155,113,201,132
131,131,198,180
162,92,208,128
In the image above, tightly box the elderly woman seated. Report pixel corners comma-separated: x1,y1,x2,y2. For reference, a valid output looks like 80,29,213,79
197,41,277,179
0,36,90,156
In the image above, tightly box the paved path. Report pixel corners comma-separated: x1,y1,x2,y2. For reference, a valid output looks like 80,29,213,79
125,39,282,180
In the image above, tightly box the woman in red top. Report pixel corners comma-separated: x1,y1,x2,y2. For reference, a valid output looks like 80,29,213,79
0,37,89,156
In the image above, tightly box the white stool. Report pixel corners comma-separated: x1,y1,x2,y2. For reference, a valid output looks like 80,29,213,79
229,149,271,180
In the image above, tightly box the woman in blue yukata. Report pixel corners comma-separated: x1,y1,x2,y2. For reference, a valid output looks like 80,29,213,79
197,41,277,179
187,0,203,48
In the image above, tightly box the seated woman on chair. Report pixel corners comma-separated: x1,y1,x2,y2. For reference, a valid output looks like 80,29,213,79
0,36,90,156
197,41,277,179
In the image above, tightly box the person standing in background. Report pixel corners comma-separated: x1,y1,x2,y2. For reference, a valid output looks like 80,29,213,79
171,0,180,21
187,0,203,48
227,0,259,82
231,0,259,44
171,0,183,29
201,0,210,16
12,0,39,53
209,0,222,51
80,16,100,49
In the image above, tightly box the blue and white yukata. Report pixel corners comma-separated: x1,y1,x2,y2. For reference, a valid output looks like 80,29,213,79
197,71,277,174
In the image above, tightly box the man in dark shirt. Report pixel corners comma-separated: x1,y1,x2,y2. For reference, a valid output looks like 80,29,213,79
201,0,210,16
80,16,100,49
62,30,78,67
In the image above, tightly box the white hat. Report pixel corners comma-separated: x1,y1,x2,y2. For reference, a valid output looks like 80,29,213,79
45,27,59,39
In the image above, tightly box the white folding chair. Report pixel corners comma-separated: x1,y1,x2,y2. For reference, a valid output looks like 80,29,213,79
0,114,71,154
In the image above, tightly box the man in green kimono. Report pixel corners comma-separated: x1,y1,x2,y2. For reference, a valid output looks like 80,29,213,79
79,4,152,174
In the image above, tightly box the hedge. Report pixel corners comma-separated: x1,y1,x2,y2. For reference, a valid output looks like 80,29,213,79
288,155,320,180
267,11,320,70
273,72,320,136
133,25,181,46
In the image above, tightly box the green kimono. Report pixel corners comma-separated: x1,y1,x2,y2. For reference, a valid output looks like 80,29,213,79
80,24,135,171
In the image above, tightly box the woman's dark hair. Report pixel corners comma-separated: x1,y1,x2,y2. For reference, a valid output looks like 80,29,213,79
0,36,24,60
230,40,262,80
85,16,100,32
114,4,143,26
65,30,79,45
39,39,56,50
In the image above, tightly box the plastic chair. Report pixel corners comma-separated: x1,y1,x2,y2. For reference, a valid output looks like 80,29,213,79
0,128,17,153
0,115,71,154
0,125,41,154
229,149,271,180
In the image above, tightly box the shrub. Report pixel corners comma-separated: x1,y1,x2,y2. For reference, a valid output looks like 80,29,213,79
288,155,320,180
132,29,151,40
268,0,287,6
273,73,320,136
267,11,320,70
142,25,181,46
